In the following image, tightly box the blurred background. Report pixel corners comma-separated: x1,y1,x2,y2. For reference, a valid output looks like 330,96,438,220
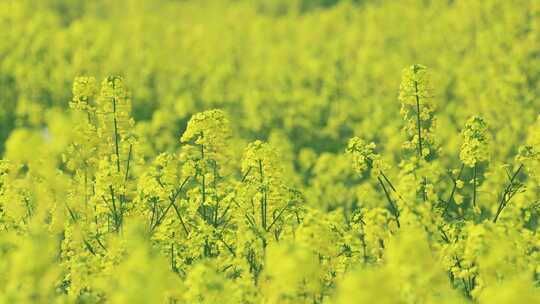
1,0,538,209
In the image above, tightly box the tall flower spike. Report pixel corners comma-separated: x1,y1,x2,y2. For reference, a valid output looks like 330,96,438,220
459,115,490,209
180,109,232,161
97,76,134,139
398,64,436,158
65,76,100,171
459,116,490,168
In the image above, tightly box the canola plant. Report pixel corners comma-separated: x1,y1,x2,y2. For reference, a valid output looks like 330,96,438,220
0,0,539,303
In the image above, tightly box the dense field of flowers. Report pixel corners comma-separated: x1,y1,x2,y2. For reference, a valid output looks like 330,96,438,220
1,0,540,303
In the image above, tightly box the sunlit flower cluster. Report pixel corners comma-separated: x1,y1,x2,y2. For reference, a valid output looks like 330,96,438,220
0,0,539,303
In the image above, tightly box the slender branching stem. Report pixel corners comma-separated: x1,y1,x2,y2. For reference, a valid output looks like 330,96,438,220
443,164,464,216
493,164,523,223
125,143,132,182
377,176,400,228
413,80,423,158
109,185,121,232
266,203,291,232
112,98,121,173
473,163,477,207
258,159,267,230
413,80,428,202
150,176,191,234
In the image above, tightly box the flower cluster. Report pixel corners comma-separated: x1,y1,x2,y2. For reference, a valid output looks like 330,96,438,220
70,76,97,112
0,62,538,303
0,1,539,299
180,109,232,163
345,137,389,177
460,116,490,168
398,64,437,158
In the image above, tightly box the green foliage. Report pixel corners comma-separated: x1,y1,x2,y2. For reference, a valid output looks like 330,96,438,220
1,0,540,303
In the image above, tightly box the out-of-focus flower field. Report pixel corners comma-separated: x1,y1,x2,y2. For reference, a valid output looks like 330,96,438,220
0,0,539,302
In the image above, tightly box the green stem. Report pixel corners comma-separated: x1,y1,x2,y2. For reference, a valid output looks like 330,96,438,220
258,159,267,230
199,138,207,221
125,144,132,182
108,185,121,232
473,163,477,207
377,176,400,228
112,98,121,173
413,80,423,158
493,164,523,223
156,177,191,235
443,164,464,216
413,80,428,203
